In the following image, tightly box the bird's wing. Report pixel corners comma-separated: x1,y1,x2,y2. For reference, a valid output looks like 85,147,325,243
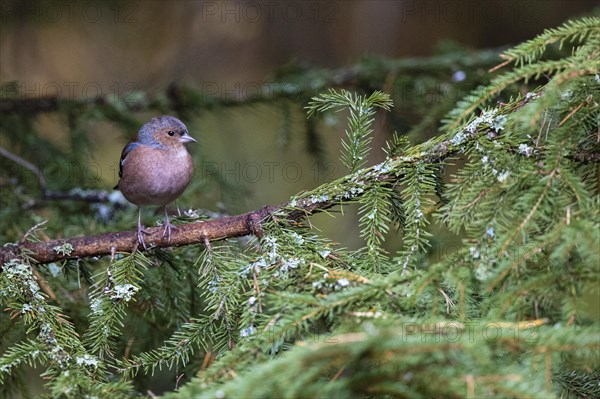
114,142,140,189
118,142,140,177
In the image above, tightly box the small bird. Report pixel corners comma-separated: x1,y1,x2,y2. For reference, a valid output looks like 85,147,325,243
115,115,196,249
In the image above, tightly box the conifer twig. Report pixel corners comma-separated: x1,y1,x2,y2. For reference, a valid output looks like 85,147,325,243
0,91,555,267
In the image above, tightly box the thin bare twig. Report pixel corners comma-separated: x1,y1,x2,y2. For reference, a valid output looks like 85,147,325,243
0,146,47,193
1,146,112,203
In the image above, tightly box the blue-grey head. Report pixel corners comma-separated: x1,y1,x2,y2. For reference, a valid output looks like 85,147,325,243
138,115,196,148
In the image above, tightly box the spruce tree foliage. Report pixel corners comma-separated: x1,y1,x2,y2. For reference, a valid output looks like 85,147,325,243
1,16,599,398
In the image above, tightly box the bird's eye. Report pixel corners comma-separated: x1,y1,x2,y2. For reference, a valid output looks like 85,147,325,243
167,130,175,136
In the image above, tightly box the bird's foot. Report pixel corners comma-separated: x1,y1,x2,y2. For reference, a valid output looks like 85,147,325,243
162,218,178,243
137,225,151,250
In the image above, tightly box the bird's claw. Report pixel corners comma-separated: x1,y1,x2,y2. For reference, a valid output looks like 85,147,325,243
162,218,178,243
137,225,150,250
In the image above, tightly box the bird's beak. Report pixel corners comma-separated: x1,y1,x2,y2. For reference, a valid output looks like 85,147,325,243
179,132,197,143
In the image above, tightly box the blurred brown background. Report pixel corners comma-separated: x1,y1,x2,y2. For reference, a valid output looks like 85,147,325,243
2,0,598,85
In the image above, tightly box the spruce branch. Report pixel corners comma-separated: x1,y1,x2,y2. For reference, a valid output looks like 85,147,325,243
0,259,135,396
443,59,584,131
168,323,599,399
0,92,552,268
495,17,600,68
358,183,393,271
0,123,506,268
84,252,150,359
443,16,600,132
0,205,276,266
306,89,392,173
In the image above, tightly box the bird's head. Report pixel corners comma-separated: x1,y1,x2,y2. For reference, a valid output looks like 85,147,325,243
138,115,196,149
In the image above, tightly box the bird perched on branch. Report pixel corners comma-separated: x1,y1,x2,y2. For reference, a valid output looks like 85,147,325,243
115,115,196,249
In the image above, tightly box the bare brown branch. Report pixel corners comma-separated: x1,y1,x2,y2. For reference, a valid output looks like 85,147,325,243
0,205,278,265
0,198,345,266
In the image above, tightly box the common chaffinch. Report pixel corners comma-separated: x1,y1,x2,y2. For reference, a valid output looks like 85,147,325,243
115,115,196,249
